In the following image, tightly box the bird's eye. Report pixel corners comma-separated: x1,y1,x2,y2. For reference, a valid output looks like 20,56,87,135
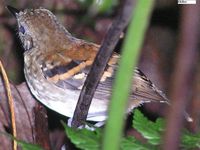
19,25,25,34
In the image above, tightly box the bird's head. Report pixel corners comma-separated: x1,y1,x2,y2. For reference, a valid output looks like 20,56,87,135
7,6,72,52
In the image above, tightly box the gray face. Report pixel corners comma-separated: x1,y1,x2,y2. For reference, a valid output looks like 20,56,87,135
8,6,71,53
17,22,33,51
15,9,56,51
7,6,33,51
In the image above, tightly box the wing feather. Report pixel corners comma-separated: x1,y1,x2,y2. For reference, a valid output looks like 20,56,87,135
40,40,168,104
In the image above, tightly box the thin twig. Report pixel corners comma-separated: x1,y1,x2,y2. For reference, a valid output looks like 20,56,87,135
162,5,200,150
71,0,134,128
0,60,17,150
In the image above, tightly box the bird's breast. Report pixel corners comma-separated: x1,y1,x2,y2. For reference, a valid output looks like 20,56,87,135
23,54,109,121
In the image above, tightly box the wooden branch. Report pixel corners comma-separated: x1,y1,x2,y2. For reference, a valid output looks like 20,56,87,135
71,0,135,128
162,5,200,150
0,60,17,150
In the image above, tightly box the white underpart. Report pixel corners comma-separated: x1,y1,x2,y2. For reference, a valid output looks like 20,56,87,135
24,63,109,122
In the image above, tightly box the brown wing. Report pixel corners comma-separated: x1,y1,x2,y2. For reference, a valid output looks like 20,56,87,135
41,40,99,84
40,40,168,104
94,68,169,103
132,69,169,103
40,39,119,91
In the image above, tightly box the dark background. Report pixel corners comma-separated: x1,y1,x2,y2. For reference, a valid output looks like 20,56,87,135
0,0,199,149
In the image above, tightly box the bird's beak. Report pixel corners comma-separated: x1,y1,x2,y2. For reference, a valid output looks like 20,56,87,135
7,5,19,18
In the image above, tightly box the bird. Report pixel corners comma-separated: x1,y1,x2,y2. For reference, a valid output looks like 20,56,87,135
7,6,174,123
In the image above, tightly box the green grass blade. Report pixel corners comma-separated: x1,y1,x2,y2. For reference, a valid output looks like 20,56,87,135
102,0,155,150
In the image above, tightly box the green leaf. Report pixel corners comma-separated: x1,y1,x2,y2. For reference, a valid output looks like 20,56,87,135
181,130,200,149
15,140,43,150
97,0,117,12
102,0,155,149
133,109,165,145
61,113,200,150
121,137,156,150
61,121,101,150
